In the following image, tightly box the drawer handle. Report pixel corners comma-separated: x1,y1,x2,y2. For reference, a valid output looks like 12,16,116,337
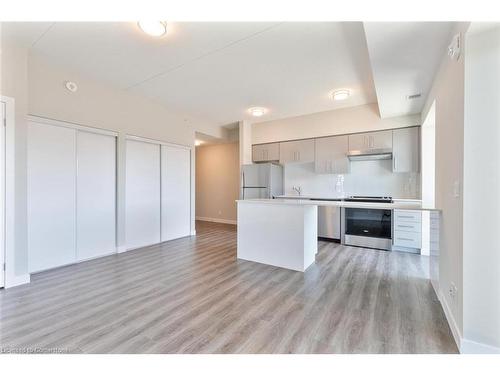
398,225,414,228
397,237,413,241
398,215,415,219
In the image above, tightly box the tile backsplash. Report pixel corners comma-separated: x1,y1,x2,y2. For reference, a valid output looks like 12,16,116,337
284,159,420,198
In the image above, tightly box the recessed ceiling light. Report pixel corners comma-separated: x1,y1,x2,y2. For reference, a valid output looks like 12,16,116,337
249,107,267,117
195,140,203,146
331,89,350,101
137,21,167,37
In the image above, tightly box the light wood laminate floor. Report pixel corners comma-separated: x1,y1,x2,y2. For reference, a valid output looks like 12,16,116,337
0,221,457,354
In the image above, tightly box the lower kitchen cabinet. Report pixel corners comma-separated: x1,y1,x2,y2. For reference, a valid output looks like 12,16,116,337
392,209,422,253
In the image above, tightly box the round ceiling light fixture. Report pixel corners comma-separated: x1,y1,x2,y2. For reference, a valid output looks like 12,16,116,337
137,21,167,37
64,81,78,93
331,89,350,101
249,107,267,117
195,140,203,147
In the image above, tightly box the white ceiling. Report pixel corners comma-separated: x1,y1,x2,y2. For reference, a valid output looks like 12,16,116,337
2,22,376,126
363,22,454,118
1,22,455,126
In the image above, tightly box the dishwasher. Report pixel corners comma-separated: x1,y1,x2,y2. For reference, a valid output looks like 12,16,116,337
317,205,341,240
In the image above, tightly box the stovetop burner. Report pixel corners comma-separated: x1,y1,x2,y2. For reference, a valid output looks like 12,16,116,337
344,196,393,203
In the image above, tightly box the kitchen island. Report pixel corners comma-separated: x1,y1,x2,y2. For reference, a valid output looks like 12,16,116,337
236,198,439,272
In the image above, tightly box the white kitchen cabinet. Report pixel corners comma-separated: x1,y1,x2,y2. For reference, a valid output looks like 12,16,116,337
252,143,280,162
279,139,315,164
392,127,420,173
392,209,422,253
348,130,393,152
314,135,350,174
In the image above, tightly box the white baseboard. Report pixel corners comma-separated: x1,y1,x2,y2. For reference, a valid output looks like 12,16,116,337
196,216,237,225
116,245,128,254
5,273,31,288
438,290,462,351
461,338,500,354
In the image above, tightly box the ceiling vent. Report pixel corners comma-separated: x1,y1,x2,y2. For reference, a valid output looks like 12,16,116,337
407,93,422,100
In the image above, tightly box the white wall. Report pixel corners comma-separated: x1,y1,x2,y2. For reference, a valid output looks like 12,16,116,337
283,160,419,199
252,103,420,144
421,22,470,348
462,25,500,352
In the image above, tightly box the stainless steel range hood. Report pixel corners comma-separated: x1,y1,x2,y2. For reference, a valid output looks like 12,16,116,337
346,148,393,161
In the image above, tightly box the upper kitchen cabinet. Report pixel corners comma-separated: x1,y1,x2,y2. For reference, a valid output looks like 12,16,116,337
315,135,350,174
348,130,393,152
279,139,315,164
252,142,280,162
392,127,420,173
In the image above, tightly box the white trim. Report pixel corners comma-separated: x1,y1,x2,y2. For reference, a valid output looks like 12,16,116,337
1,96,20,289
195,216,237,225
438,290,462,351
116,245,128,253
126,134,191,150
461,338,500,354
5,273,30,289
27,115,118,137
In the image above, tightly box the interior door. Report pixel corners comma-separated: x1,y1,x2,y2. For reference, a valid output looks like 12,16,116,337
76,131,117,260
0,102,5,287
28,122,77,272
125,139,161,250
161,145,191,241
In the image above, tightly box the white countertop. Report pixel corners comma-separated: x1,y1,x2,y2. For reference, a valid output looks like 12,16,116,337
237,198,439,211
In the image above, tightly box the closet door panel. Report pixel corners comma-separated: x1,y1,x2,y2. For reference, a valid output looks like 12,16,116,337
125,140,161,249
28,122,76,272
77,131,117,260
161,146,191,241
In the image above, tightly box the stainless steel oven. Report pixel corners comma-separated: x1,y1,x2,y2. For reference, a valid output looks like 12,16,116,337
343,206,392,251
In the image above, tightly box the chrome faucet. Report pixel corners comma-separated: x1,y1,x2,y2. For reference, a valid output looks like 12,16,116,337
292,186,302,196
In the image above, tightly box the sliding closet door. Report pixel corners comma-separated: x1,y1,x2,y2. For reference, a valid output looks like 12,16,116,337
28,122,76,272
77,131,116,260
161,145,191,241
126,139,161,249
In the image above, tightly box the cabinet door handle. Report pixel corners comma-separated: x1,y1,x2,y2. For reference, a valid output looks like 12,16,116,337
393,155,397,170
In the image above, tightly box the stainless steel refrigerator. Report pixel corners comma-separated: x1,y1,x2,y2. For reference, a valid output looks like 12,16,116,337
241,163,283,199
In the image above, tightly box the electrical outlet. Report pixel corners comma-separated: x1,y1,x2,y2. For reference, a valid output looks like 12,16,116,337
448,282,458,299
218,210,222,216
